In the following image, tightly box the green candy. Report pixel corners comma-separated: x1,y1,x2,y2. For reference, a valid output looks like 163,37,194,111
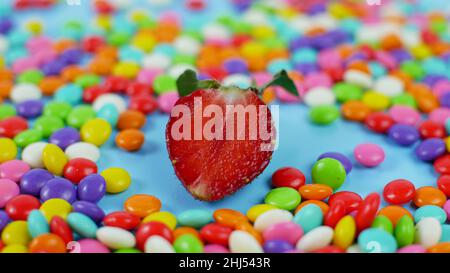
371,215,393,234
311,158,346,190
114,248,142,253
309,105,340,125
173,54,196,65
153,74,177,95
108,31,130,47
173,234,203,253
14,129,43,148
394,216,415,248
391,94,417,108
401,61,424,80
75,74,101,89
17,69,44,84
34,116,65,138
66,105,96,129
333,83,363,102
265,187,301,211
44,101,73,119
0,104,16,120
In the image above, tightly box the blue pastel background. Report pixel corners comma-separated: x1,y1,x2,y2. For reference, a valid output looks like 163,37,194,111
8,0,448,216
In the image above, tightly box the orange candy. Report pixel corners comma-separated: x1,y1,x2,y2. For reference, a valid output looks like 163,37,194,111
115,129,145,152
124,194,162,218
341,101,371,122
427,242,450,253
152,23,179,43
29,234,67,253
61,65,85,82
213,208,248,228
413,186,446,207
88,56,115,75
380,33,403,51
173,227,201,241
298,184,333,200
96,45,118,60
261,88,276,104
348,61,371,75
377,205,413,226
117,110,146,131
295,200,329,215
0,68,13,81
53,39,77,54
39,76,65,96
0,80,13,98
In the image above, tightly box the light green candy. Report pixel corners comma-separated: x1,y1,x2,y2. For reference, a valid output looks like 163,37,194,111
66,105,96,129
14,129,43,148
311,158,346,190
371,215,393,234
265,187,301,211
34,116,65,138
394,216,414,248
43,101,73,120
0,105,16,120
173,234,203,253
115,248,142,253
75,74,101,89
153,74,177,95
309,105,340,125
17,70,44,84
333,82,363,103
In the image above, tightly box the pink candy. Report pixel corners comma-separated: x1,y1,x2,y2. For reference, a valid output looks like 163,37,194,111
204,244,230,253
354,143,385,168
303,72,332,90
432,80,450,98
71,239,110,253
429,108,450,125
443,200,450,220
396,245,427,253
26,36,53,55
137,68,163,85
157,91,179,113
388,105,421,126
262,221,303,245
0,159,31,182
0,178,20,208
12,58,38,74
318,49,341,69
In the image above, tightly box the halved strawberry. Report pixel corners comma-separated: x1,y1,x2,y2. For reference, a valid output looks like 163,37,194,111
166,70,297,201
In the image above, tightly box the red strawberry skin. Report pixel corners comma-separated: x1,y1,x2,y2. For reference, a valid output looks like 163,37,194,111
166,88,275,201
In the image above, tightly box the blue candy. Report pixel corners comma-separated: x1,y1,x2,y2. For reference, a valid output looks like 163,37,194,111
293,204,323,233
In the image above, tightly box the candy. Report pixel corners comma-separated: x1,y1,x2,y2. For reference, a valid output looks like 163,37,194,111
177,209,212,229
296,226,334,252
394,216,415,248
299,184,333,200
264,187,301,211
328,191,362,213
413,186,446,207
50,216,73,244
93,94,126,113
42,144,68,176
103,211,140,230
29,233,66,253
72,201,105,223
124,194,161,218
414,205,446,224
333,215,356,250
383,179,415,205
415,138,446,161
27,209,49,238
65,142,100,162
311,158,346,190
144,235,175,253
117,110,146,130
96,226,136,249
115,129,145,152
317,152,352,173
80,118,112,146
388,124,420,146
10,83,41,103
372,215,394,234
0,159,30,182
1,220,30,246
39,198,72,221
73,239,110,253
354,143,385,167
67,212,98,238
414,217,442,248
6,194,40,221
293,204,323,233
309,105,339,125
229,230,263,253
0,178,19,208
77,174,106,203
253,209,293,232
101,167,131,193
142,211,177,230
63,158,97,184
358,228,397,253
0,138,17,163
49,127,80,150
135,222,173,250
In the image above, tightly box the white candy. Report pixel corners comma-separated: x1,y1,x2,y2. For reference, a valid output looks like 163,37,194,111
344,69,373,89
296,226,334,252
93,94,126,113
144,235,175,253
96,227,136,249
174,36,201,56
290,16,313,33
147,0,171,6
346,244,362,253
374,76,404,97
168,64,197,79
21,142,47,168
202,23,231,42
243,9,269,26
65,142,100,162
10,83,42,104
253,209,293,232
312,14,337,30
0,35,9,55
222,74,252,89
415,217,442,248
229,230,263,253
401,30,421,48
142,53,171,70
303,87,336,107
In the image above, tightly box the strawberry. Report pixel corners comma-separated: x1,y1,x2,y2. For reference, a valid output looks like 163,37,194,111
166,70,298,201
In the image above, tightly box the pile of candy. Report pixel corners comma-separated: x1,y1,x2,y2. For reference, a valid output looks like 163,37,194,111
1,0,450,253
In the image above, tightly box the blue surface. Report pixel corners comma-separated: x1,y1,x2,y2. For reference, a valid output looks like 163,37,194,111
8,1,441,216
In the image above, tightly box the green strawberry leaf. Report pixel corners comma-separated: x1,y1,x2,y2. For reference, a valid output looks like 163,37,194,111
262,70,298,96
176,70,221,97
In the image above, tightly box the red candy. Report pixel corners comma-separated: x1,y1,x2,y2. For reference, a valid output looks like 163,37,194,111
186,0,206,11
434,154,450,175
5,194,40,220
63,158,98,184
437,175,450,197
313,245,345,253
328,191,362,213
355,192,380,231
135,222,173,250
126,82,153,97
50,216,74,244
82,36,106,53
104,76,129,93
0,116,28,138
419,120,446,139
271,167,306,189
129,94,158,114
383,179,415,205
324,200,346,228
82,85,108,103
364,112,395,134
200,223,233,246
103,211,141,230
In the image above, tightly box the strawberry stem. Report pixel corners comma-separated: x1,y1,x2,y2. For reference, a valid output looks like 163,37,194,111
261,70,298,97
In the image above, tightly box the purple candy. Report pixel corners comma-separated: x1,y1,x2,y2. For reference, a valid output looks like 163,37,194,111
415,138,446,162
390,49,412,63
388,124,420,146
41,59,65,76
0,17,13,34
72,201,105,223
263,240,294,253
294,62,318,75
20,169,54,196
59,48,83,65
423,75,447,88
223,58,248,74
40,177,76,203
77,174,106,203
440,92,450,108
318,152,352,173
0,210,11,232
16,99,43,119
290,37,311,51
49,127,80,150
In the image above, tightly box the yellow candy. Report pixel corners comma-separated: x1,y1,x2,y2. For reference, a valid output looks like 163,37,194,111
246,204,277,222
113,62,140,79
2,221,31,246
1,244,28,253
96,15,111,31
446,137,450,152
142,211,177,230
130,10,149,23
0,138,17,163
333,215,356,249
240,41,267,60
251,25,275,40
40,198,72,222
0,56,4,68
410,44,432,60
132,34,155,52
362,91,390,111
42,144,68,176
328,3,353,19
101,167,131,193
25,19,44,35
80,118,112,146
